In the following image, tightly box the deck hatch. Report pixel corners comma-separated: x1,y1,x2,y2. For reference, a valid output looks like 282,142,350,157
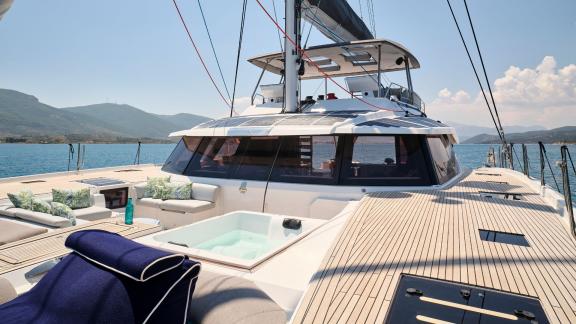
20,180,46,184
479,191,523,201
386,275,548,323
76,177,125,187
479,229,530,247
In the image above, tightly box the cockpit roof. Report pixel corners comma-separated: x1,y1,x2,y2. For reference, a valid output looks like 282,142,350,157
248,39,420,80
170,110,458,143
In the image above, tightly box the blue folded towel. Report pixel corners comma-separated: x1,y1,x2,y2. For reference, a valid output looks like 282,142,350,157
65,230,186,281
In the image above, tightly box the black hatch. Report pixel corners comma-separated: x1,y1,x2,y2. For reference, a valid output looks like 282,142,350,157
385,275,548,324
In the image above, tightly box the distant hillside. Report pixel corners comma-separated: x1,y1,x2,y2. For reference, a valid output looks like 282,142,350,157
446,121,546,141
463,126,576,144
0,89,211,141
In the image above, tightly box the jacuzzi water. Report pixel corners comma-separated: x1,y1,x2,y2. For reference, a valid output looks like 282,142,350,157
194,229,277,260
150,211,325,269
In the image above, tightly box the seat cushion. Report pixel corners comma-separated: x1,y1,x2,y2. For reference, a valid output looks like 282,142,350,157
0,278,17,305
192,183,219,203
13,209,71,228
160,200,213,214
189,271,286,324
71,206,112,221
0,220,48,245
138,198,163,208
134,182,147,199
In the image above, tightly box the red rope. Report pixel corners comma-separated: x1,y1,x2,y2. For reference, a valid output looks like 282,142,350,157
254,0,396,112
171,0,235,113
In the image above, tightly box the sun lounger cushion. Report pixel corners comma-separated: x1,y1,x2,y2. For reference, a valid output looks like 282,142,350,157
0,230,201,324
70,206,111,222
191,183,219,203
13,209,72,228
189,271,286,324
0,278,16,305
0,219,48,245
66,230,187,281
160,200,213,214
0,205,17,218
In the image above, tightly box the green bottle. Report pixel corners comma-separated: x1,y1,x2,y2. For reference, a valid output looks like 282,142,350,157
125,198,134,225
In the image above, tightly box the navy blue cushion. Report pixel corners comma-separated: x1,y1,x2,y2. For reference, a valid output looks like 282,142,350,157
65,230,185,281
0,230,201,324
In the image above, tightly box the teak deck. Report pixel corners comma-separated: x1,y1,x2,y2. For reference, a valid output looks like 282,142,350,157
293,169,576,324
0,218,162,275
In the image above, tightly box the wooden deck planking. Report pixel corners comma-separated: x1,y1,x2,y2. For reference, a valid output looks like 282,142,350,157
293,169,576,323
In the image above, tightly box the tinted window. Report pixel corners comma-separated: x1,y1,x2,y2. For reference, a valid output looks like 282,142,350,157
271,136,340,184
341,135,431,186
232,137,281,181
185,137,241,178
161,137,202,174
428,135,458,184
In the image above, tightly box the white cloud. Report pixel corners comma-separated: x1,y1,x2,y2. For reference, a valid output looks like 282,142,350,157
427,56,576,128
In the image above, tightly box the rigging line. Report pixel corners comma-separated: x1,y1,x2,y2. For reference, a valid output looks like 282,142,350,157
357,0,364,20
543,147,561,191
445,0,503,143
271,0,284,51
231,0,249,117
254,0,398,112
171,0,233,110
196,0,232,102
567,148,576,177
463,0,505,136
302,0,325,49
303,3,391,86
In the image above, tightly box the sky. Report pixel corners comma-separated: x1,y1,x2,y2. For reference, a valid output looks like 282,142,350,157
0,0,574,128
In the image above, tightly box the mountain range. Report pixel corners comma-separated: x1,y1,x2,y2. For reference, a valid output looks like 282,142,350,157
0,89,211,141
446,122,546,141
462,126,576,144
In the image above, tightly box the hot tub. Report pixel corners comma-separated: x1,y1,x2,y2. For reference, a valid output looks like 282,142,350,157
148,211,325,269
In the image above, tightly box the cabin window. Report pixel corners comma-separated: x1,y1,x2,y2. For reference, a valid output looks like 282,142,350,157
427,135,458,184
161,137,202,174
231,137,281,181
185,137,242,178
341,135,431,186
271,136,340,184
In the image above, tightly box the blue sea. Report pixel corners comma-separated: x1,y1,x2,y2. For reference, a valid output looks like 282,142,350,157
0,143,574,201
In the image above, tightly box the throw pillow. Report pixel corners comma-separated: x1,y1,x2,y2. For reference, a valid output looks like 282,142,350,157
152,184,172,200
52,188,91,209
144,176,171,198
31,198,51,214
7,190,34,209
166,183,193,200
50,202,76,226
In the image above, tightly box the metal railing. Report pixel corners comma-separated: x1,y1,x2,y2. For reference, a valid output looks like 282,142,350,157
559,145,575,239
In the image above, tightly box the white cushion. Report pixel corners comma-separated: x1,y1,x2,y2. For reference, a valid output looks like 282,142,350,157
137,198,163,208
13,209,71,228
134,182,147,199
0,277,17,305
192,183,219,203
189,271,286,324
72,206,112,221
160,200,213,214
0,219,48,246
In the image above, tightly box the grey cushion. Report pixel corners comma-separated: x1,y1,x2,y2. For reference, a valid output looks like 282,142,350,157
0,206,17,218
189,272,286,324
192,183,219,203
137,198,163,208
0,219,48,245
71,206,112,221
134,182,147,199
0,277,17,305
13,209,72,228
160,200,213,214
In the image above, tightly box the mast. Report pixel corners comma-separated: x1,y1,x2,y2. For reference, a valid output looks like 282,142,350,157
284,0,299,113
